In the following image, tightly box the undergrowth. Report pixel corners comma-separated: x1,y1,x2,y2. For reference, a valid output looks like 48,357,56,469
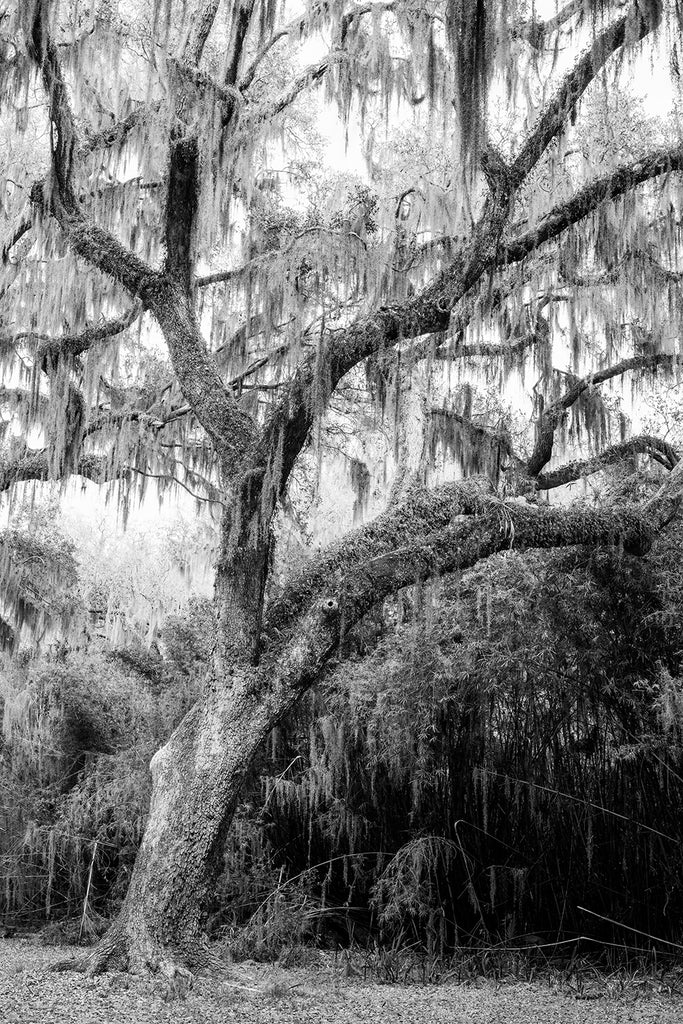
2,522,683,972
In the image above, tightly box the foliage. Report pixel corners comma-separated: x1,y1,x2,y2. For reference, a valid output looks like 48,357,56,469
217,511,683,955
0,646,194,927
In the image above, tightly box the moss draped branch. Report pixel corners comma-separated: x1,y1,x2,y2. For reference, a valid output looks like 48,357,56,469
32,304,143,362
262,463,683,699
507,0,661,191
527,352,683,477
536,436,680,490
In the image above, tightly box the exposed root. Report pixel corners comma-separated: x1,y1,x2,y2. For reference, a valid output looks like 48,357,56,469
51,923,128,975
49,919,230,1001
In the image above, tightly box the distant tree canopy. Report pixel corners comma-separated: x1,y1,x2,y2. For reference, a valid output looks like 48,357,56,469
1,0,683,980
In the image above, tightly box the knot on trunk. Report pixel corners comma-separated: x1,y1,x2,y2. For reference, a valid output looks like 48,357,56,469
321,597,339,617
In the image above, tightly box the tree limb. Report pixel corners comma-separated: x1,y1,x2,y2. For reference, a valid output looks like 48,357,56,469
265,476,495,636
181,0,222,66
515,0,584,49
527,352,683,477
265,468,683,692
32,304,143,362
507,0,661,191
536,435,680,490
224,0,257,87
0,449,109,493
259,147,679,510
238,51,347,140
504,147,683,265
26,7,257,468
238,0,396,92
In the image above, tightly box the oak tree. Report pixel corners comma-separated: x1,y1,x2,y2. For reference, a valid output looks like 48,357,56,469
1,0,683,978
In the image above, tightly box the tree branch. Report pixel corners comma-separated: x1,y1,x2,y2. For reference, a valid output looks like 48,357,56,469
508,0,661,191
79,103,158,156
181,0,222,66
515,0,584,49
25,7,257,467
258,144,678,514
224,0,257,87
32,303,143,362
536,435,680,490
264,471,683,693
504,147,683,265
237,51,347,140
265,476,494,637
238,0,395,92
527,352,683,477
0,449,109,493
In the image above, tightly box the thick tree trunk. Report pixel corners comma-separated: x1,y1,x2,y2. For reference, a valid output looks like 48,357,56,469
78,666,291,976
63,493,283,979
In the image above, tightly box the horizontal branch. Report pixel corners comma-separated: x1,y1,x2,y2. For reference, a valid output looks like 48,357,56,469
0,450,109,493
536,435,680,490
0,445,222,507
33,304,143,362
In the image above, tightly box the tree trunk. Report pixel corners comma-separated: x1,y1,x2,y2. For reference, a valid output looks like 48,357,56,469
74,662,293,976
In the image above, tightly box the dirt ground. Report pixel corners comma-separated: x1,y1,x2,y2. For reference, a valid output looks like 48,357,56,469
2,938,683,1024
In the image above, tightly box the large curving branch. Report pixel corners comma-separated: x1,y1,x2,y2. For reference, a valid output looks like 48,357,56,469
265,476,494,637
263,461,683,699
536,435,680,490
527,352,683,477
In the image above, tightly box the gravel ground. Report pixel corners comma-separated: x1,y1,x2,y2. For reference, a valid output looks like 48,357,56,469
1,939,683,1024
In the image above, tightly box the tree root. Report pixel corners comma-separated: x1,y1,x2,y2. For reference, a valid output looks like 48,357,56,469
49,919,229,1000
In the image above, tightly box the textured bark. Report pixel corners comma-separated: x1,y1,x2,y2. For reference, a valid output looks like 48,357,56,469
72,673,287,976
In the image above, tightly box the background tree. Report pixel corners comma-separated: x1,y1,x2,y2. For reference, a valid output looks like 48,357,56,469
1,0,683,979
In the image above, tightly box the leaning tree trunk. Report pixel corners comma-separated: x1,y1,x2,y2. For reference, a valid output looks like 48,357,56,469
78,508,284,978
82,667,290,976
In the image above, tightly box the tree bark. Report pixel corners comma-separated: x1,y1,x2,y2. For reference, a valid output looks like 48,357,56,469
73,667,292,977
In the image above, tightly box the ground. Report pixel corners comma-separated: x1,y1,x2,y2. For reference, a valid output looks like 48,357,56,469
1,939,683,1024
